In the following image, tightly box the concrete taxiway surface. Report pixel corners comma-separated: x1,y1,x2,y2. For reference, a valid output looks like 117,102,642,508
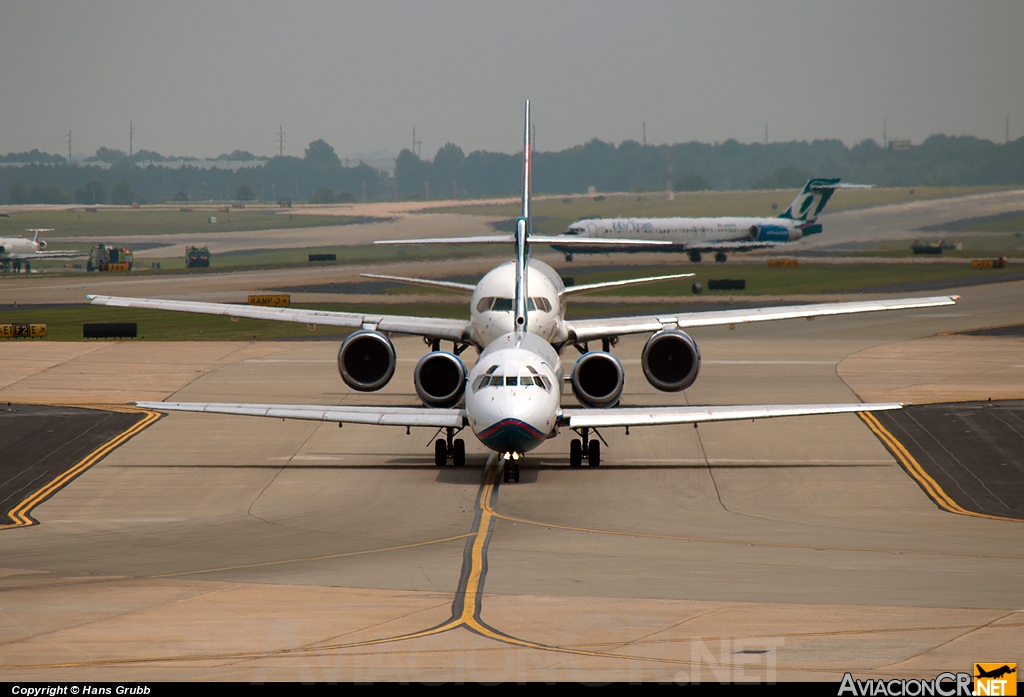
0,276,1022,681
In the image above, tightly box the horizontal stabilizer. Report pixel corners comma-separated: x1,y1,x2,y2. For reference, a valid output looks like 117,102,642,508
361,273,476,293
561,272,694,297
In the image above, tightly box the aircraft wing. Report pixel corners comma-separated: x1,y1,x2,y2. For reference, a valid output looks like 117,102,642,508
87,295,472,343
559,402,901,429
4,250,87,260
136,401,467,428
566,295,958,343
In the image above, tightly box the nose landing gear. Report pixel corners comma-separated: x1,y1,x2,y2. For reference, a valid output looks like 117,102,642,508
501,452,521,483
434,427,466,467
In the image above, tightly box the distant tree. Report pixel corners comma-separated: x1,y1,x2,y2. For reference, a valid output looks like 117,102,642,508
173,191,189,201
7,182,27,204
218,150,256,161
673,174,712,192
335,190,357,203
309,187,336,204
304,139,341,169
74,180,108,205
235,183,255,201
130,149,166,163
110,180,135,205
24,184,72,204
88,147,128,164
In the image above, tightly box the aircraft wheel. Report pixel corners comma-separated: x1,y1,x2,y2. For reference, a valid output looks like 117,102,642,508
569,439,583,468
513,462,521,483
688,251,702,263
715,252,727,263
452,439,466,467
434,439,448,467
588,440,601,467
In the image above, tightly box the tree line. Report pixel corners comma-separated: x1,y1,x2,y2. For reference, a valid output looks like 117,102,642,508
4,134,1023,205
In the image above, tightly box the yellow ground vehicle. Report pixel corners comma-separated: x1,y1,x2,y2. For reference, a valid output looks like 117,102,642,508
88,244,133,272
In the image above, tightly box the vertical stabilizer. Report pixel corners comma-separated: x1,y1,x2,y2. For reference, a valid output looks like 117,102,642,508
514,100,531,334
778,178,841,222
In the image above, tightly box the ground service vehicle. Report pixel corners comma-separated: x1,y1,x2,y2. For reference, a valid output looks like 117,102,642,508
186,246,211,268
87,244,133,272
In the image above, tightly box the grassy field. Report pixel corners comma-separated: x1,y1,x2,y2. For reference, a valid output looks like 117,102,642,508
15,240,507,274
431,186,1014,236
0,207,384,238
568,262,1019,297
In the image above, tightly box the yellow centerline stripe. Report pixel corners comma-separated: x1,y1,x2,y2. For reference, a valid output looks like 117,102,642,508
858,411,1022,523
1,407,161,530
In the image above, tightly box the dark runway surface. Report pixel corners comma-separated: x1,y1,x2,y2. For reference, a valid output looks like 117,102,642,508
0,404,147,525
874,401,1024,520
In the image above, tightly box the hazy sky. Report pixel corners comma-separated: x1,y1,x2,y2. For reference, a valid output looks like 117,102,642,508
2,1,1022,160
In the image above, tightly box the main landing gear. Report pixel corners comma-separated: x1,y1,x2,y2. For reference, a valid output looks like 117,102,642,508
569,428,601,468
715,251,728,263
687,251,702,263
434,427,465,467
501,452,521,483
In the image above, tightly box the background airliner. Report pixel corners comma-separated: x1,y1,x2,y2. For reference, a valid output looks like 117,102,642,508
0,229,83,271
554,179,865,263
89,103,956,483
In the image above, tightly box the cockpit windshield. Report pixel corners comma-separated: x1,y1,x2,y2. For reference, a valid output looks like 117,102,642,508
476,297,552,313
472,367,551,392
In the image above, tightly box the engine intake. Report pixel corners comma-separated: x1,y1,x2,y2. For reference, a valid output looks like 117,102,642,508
749,224,760,240
571,351,624,408
414,351,467,408
338,330,396,392
641,330,701,392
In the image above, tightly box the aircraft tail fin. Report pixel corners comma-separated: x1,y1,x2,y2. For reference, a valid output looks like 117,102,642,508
514,100,531,334
778,178,841,222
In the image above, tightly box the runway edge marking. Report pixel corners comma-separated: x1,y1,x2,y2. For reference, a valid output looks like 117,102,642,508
0,405,161,530
858,411,1022,523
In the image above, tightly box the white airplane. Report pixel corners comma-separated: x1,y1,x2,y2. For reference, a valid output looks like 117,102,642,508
553,178,867,263
0,229,84,271
88,102,957,483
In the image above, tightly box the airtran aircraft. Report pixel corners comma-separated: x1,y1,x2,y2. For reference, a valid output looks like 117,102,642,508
89,103,955,484
554,178,862,263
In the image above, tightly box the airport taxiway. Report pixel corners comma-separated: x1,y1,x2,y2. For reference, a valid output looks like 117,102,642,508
0,277,1022,681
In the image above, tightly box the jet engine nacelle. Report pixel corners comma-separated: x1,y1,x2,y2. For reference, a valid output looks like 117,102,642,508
571,351,624,408
414,351,467,408
749,225,760,240
337,330,396,392
641,330,701,392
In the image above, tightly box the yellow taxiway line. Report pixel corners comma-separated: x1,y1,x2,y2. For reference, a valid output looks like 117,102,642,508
0,406,161,530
